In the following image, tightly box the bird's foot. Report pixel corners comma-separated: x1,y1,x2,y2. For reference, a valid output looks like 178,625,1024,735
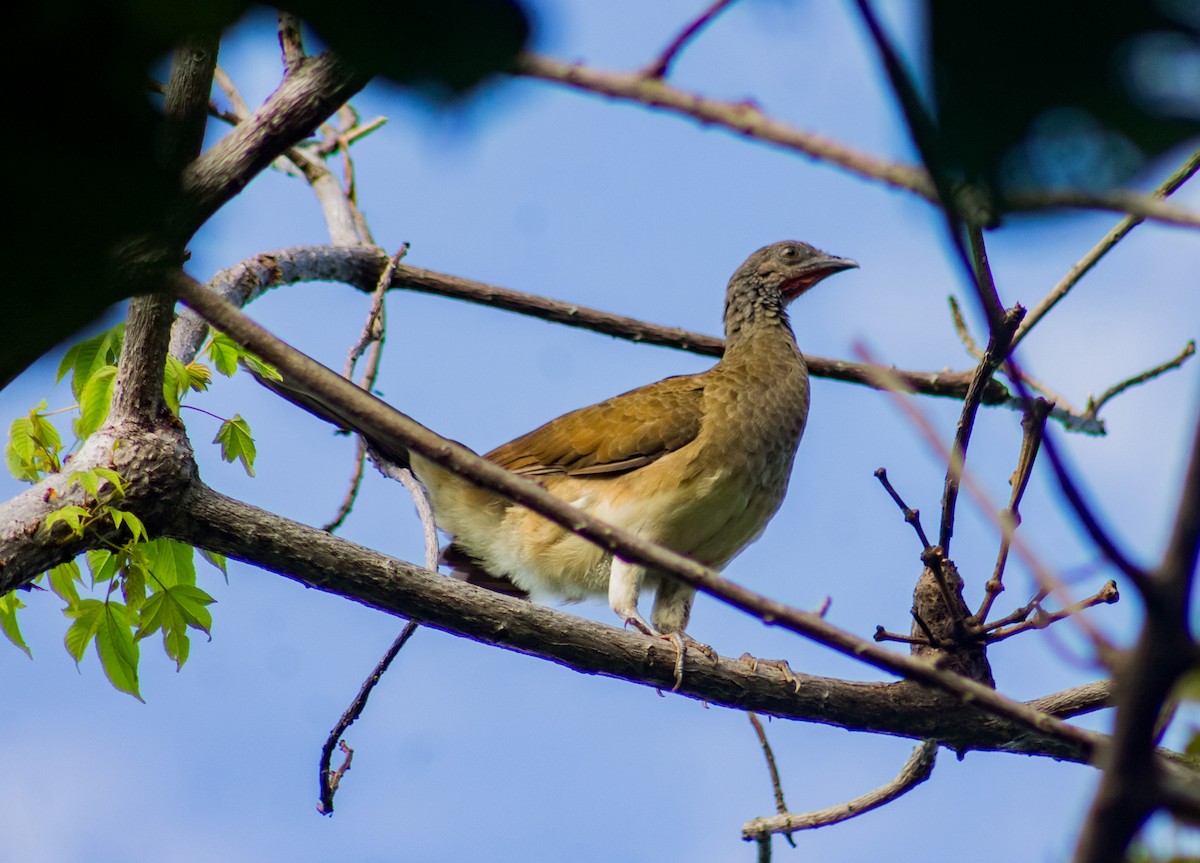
660,632,718,692
738,653,801,693
623,616,717,690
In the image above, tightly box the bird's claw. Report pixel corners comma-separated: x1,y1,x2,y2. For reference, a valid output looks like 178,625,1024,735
739,653,801,693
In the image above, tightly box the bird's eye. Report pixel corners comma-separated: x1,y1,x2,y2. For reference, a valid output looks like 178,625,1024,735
780,245,798,259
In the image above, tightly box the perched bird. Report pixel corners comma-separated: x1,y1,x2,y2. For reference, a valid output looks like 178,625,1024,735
272,242,855,665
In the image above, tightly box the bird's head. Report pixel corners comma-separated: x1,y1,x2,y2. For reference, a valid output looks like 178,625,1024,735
734,241,858,303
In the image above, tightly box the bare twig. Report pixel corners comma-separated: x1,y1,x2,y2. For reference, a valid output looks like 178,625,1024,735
951,293,1082,416
855,346,1118,658
976,398,1052,623
985,581,1119,644
1028,680,1114,719
938,304,1026,556
642,0,738,78
748,713,796,847
742,740,937,839
873,468,932,551
1085,341,1196,419
1012,147,1200,350
317,619,420,814
874,626,930,646
1006,360,1152,592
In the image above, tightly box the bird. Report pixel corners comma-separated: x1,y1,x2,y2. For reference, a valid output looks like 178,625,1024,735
268,241,855,677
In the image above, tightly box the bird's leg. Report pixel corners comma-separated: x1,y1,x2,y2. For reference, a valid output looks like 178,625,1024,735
609,559,653,633
653,579,718,687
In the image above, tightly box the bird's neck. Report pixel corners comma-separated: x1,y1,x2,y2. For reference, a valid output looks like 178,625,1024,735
722,295,800,361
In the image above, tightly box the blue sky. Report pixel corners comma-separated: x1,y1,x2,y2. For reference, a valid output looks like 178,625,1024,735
3,2,1199,861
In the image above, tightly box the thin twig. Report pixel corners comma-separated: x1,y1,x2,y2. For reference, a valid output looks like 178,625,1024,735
976,398,1052,623
855,344,1118,659
322,436,367,533
748,713,796,847
1005,360,1152,591
642,0,738,78
317,619,420,814
874,626,930,646
742,740,938,838
985,581,1119,644
938,304,1026,555
949,296,1081,413
1086,341,1196,419
1012,146,1200,350
873,468,932,551
938,226,1026,556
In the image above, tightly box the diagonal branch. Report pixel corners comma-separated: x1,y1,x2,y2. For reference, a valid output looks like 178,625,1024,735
169,479,1111,762
174,271,1106,753
1012,147,1200,350
515,53,939,200
641,0,738,79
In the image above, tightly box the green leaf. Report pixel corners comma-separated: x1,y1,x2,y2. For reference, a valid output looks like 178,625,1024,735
63,598,105,663
240,353,282,382
47,560,82,605
75,364,117,438
214,414,256,476
142,538,197,588
44,504,92,539
107,508,147,543
198,549,228,580
86,548,124,585
162,355,190,415
6,401,62,481
136,583,214,671
207,333,240,377
184,361,212,392
122,558,148,611
57,323,124,398
93,601,142,701
0,592,32,657
205,332,281,381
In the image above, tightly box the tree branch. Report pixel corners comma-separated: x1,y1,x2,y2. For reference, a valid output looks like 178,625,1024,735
171,50,371,243
641,0,738,79
1011,147,1200,350
167,480,1106,761
515,53,940,200
742,739,937,839
169,245,1014,406
174,272,1106,754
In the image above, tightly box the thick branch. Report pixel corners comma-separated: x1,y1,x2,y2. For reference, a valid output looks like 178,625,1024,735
168,245,1009,406
169,481,1101,760
516,55,1200,229
175,273,1103,753
171,50,370,242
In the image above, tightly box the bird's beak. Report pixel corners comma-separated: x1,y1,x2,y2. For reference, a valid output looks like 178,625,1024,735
783,254,858,298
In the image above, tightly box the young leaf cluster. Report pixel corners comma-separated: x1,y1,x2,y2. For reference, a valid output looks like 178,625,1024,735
0,324,268,698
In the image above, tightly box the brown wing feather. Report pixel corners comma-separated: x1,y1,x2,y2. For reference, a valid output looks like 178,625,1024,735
485,374,706,478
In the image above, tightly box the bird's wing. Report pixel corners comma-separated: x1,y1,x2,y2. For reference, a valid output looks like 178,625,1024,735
485,374,706,478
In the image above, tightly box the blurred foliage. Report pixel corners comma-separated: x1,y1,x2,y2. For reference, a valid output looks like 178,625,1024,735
3,0,530,389
928,0,1200,198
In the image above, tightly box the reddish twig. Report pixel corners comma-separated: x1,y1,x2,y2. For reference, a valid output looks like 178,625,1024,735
642,0,738,78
